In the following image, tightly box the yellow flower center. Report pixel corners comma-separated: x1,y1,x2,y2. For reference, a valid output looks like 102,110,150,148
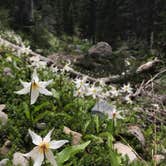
31,81,39,90
39,142,49,154
93,89,96,93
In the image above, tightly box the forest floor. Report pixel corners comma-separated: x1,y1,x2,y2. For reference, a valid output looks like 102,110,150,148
0,32,166,166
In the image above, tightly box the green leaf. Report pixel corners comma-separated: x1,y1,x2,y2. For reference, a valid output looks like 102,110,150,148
52,89,60,100
33,101,50,113
23,102,31,120
109,149,121,166
56,141,91,165
99,132,114,148
34,111,52,122
84,134,103,143
94,115,99,133
82,120,90,133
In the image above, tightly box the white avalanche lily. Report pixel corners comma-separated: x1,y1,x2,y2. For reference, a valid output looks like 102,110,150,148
121,83,133,94
110,86,120,97
109,107,123,120
15,69,53,104
73,76,89,89
124,95,133,104
29,55,47,69
25,129,68,166
109,106,124,125
87,84,102,99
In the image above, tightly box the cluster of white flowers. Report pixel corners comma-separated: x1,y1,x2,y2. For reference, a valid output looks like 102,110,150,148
17,44,31,56
14,69,69,166
0,37,10,47
73,77,104,99
109,86,120,97
108,83,133,104
1,32,135,166
29,55,47,69
0,34,32,57
121,83,133,104
73,76,89,98
73,76,134,104
1,30,22,45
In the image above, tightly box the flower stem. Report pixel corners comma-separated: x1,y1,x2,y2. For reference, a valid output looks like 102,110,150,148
29,81,33,123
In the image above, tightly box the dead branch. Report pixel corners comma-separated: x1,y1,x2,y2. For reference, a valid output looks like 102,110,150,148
144,68,166,87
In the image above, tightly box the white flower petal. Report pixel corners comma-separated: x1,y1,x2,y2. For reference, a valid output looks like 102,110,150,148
15,87,30,95
33,153,44,166
45,150,57,166
117,114,124,119
28,129,42,145
43,129,54,142
30,55,40,62
24,147,40,160
20,80,31,88
39,87,52,96
32,69,39,82
24,147,44,166
40,80,53,87
31,88,39,104
49,140,69,149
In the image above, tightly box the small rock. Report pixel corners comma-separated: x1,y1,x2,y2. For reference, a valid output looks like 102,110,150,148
0,140,11,155
0,110,8,126
0,158,9,166
114,142,137,162
13,152,29,166
63,126,82,145
36,123,46,130
91,100,114,119
0,105,6,112
128,125,145,146
3,67,12,76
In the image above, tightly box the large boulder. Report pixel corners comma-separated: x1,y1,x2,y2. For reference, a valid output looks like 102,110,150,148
75,41,125,75
75,42,113,72
88,41,112,61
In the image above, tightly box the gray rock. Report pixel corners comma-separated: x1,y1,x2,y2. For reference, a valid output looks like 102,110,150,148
91,100,114,118
0,140,11,155
0,158,9,166
3,67,12,76
36,122,46,130
0,110,8,126
88,42,112,60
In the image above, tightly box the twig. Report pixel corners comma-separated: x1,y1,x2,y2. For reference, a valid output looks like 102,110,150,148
145,68,166,87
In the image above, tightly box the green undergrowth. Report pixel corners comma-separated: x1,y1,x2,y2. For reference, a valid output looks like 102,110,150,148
0,42,166,166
